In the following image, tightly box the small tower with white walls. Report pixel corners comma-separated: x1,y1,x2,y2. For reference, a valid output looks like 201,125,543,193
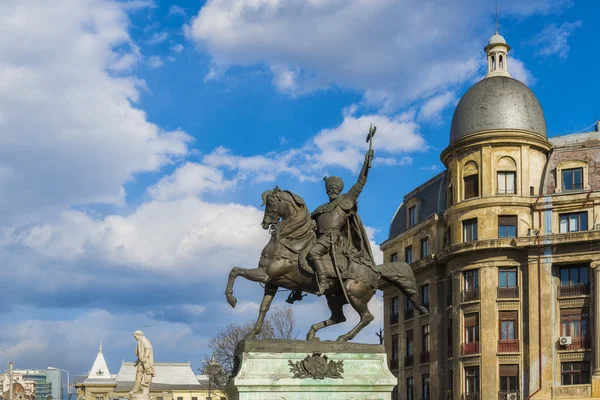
484,30,511,78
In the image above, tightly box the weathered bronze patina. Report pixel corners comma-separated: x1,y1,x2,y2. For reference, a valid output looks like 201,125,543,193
225,125,427,342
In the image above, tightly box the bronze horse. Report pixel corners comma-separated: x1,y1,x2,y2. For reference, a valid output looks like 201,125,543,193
225,187,427,341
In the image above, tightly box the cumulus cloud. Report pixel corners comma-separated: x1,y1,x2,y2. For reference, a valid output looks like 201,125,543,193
148,55,164,68
148,31,168,44
171,44,184,53
187,0,570,109
531,21,582,59
419,92,458,121
509,57,537,86
168,5,187,16
0,0,191,222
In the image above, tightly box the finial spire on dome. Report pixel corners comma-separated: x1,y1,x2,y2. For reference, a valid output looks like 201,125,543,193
99,341,102,352
495,3,499,34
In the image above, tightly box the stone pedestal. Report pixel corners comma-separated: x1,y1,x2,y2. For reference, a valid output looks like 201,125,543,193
130,394,150,400
226,339,397,400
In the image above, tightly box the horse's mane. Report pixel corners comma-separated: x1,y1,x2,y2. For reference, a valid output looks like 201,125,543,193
272,190,313,240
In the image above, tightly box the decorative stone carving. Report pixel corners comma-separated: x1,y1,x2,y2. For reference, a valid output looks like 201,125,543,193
498,355,520,364
462,356,481,366
559,298,589,308
558,351,588,362
461,303,480,312
498,302,519,309
288,353,344,379
552,384,591,398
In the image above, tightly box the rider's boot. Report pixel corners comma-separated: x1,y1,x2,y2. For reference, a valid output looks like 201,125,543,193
312,258,328,296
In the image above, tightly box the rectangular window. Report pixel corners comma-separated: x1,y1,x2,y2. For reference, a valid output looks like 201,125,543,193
559,265,590,296
406,329,414,356
420,238,428,258
463,218,478,242
422,325,430,352
559,212,588,233
177,397,183,400
499,311,518,340
561,362,590,385
405,246,413,264
499,365,519,392
562,167,584,191
391,334,399,370
409,205,417,227
498,269,517,288
464,175,479,199
390,296,399,325
422,374,430,400
464,314,479,343
561,308,589,339
404,295,414,320
464,366,480,395
406,377,414,400
464,270,479,290
498,215,517,238
192,397,197,400
420,285,429,311
497,171,516,194
390,252,398,262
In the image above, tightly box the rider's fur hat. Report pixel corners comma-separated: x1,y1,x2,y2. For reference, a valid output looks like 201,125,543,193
323,176,344,192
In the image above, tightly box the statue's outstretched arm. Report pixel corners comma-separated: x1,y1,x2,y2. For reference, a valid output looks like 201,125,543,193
348,150,374,201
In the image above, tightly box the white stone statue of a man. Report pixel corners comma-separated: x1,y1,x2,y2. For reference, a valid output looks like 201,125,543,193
130,330,155,397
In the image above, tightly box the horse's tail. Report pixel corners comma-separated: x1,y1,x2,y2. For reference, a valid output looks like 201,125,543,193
378,261,428,314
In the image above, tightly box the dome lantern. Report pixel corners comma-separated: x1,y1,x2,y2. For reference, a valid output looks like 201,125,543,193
484,30,510,78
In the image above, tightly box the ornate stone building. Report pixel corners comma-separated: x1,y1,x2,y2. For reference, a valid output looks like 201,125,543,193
380,31,600,400
74,345,225,400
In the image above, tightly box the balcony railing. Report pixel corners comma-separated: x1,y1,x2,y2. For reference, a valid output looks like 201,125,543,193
558,283,590,297
390,313,399,325
420,351,430,364
562,336,591,350
404,308,414,320
497,286,519,299
462,394,480,400
405,354,414,367
497,339,520,353
498,391,521,400
461,342,480,356
389,358,399,370
461,288,480,302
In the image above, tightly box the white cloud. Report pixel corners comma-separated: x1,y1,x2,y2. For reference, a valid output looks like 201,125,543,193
168,5,187,16
148,31,168,44
187,0,570,110
171,44,184,53
419,91,458,121
509,57,537,86
531,21,582,59
147,162,235,200
148,55,164,68
0,0,191,221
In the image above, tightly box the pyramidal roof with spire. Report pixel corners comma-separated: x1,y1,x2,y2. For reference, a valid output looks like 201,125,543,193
84,343,115,385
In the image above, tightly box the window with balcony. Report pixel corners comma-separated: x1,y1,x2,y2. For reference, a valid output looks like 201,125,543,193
499,365,519,400
405,246,413,264
498,311,519,353
391,334,399,370
561,362,590,385
463,313,479,355
390,252,398,262
498,215,517,238
462,270,479,302
497,171,516,195
464,366,480,399
407,377,414,400
463,218,478,242
390,296,399,325
404,295,414,320
422,374,430,400
559,212,588,233
405,329,414,367
420,238,429,259
421,324,430,364
559,265,590,296
420,285,430,312
561,168,584,191
560,308,590,350
498,269,518,299
409,206,417,227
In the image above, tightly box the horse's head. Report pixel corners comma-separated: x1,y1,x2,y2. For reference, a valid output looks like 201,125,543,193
260,186,306,233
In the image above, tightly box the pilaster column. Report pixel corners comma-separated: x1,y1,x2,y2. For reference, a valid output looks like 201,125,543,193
593,262,600,375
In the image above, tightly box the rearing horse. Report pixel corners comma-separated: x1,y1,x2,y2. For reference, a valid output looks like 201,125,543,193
225,187,427,341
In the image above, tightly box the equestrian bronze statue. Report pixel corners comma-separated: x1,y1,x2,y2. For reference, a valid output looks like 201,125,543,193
225,125,427,342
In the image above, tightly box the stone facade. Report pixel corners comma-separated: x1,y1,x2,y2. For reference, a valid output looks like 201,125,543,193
380,32,600,400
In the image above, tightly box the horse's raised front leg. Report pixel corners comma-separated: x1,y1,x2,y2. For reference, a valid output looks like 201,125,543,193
306,294,346,341
245,283,278,340
225,266,268,308
337,280,374,342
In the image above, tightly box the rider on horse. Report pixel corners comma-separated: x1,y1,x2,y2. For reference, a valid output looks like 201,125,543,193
309,149,375,295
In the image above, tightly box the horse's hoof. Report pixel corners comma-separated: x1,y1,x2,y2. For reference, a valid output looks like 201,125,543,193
336,335,349,342
227,296,238,308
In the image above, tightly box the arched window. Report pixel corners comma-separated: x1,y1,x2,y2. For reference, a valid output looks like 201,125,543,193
499,54,504,69
491,53,496,70
463,161,479,200
497,157,517,195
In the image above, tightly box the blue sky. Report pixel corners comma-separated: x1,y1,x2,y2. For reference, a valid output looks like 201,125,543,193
0,0,598,380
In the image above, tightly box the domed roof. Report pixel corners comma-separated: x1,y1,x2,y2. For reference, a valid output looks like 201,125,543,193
488,32,507,45
449,76,547,143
